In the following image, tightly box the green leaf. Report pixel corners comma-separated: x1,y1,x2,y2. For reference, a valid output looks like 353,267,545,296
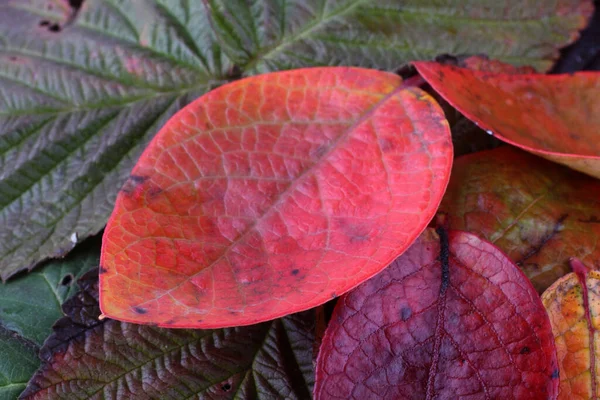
0,237,100,346
0,329,39,400
0,0,228,279
21,270,315,400
0,239,98,400
211,0,593,73
0,0,591,278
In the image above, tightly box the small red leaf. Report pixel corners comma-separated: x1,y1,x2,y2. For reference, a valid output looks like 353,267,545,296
414,59,600,178
100,67,453,328
314,228,558,400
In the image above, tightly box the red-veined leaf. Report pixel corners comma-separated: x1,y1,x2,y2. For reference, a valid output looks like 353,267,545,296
99,67,453,328
439,147,600,293
414,58,600,178
542,258,600,400
314,228,558,400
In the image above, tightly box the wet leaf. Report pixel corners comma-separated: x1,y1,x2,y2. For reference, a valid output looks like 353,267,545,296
99,67,453,328
440,147,600,293
542,258,600,400
21,270,315,400
414,58,600,178
314,228,558,399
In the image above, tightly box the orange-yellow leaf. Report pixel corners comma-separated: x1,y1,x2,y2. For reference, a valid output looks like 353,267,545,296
542,259,600,400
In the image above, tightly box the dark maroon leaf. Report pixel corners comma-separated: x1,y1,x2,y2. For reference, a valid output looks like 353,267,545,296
314,228,558,399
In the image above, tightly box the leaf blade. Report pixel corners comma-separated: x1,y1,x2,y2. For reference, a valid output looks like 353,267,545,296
314,228,558,399
414,59,600,178
99,67,453,328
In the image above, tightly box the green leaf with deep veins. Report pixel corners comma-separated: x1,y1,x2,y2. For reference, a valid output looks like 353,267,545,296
0,0,591,278
20,270,315,400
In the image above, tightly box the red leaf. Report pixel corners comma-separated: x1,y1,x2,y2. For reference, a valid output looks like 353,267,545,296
99,67,453,328
314,228,558,400
414,59,600,178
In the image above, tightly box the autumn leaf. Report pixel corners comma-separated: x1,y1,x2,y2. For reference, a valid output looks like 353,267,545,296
414,58,600,178
99,67,453,328
439,147,600,293
20,270,315,400
314,228,558,399
0,0,592,279
542,258,600,400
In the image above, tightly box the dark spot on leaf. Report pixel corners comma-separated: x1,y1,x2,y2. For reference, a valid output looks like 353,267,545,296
291,269,300,276
221,383,232,392
39,20,50,27
311,145,328,159
147,187,163,199
68,0,85,10
400,307,412,321
61,274,74,286
121,175,149,194
98,266,108,274
378,138,394,152
133,307,147,314
48,23,61,33
551,369,559,379
519,346,530,354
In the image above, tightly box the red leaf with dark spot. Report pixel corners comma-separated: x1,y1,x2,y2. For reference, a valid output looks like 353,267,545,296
314,228,558,400
414,58,600,178
99,67,453,328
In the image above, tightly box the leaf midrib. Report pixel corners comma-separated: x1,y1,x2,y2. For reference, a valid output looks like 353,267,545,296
121,78,408,318
243,0,368,71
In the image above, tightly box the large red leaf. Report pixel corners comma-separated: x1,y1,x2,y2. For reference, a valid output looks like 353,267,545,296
99,67,453,328
542,259,600,400
314,228,558,400
414,59,600,178
440,147,600,293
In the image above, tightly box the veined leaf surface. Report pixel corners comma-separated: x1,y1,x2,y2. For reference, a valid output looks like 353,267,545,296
100,67,453,328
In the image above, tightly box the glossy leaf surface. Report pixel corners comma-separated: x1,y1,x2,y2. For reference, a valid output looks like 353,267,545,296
440,147,600,293
100,67,453,328
0,0,592,278
21,271,315,400
315,228,558,399
414,59,600,178
542,259,600,400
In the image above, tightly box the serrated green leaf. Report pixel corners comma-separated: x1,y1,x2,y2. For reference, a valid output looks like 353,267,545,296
0,329,39,400
0,0,228,279
0,0,591,278
21,270,315,400
210,0,592,73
